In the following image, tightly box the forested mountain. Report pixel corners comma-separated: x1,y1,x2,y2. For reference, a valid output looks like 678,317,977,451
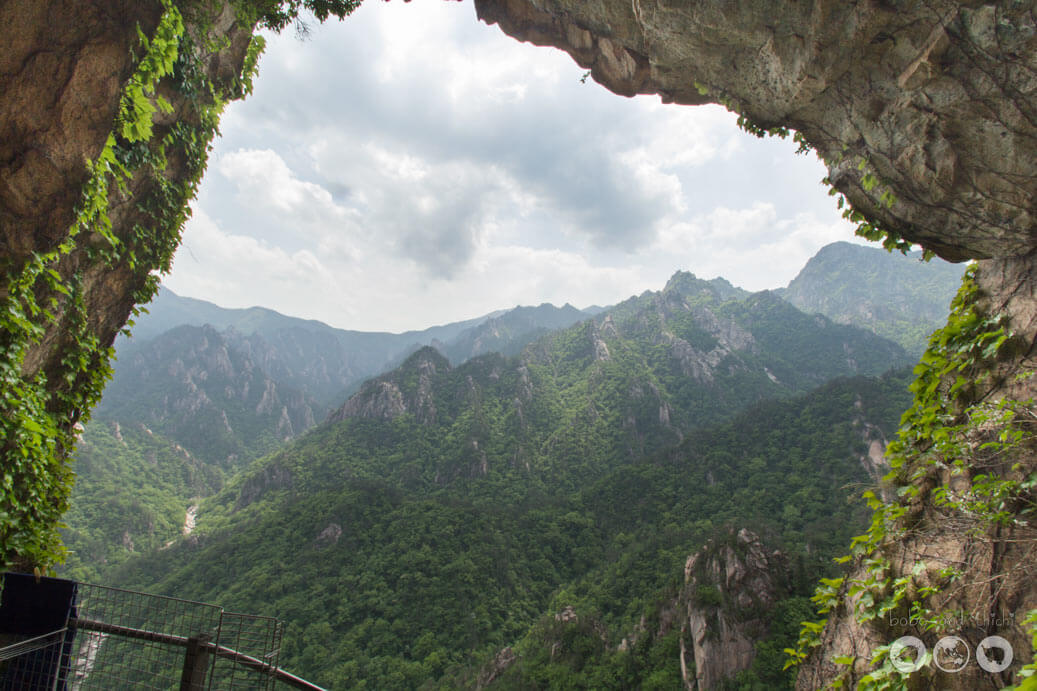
98,270,915,688
63,294,599,586
123,287,500,409
99,324,320,466
436,303,591,364
58,243,961,688
61,421,221,583
126,288,598,408
110,369,912,689
778,241,965,355
130,286,497,356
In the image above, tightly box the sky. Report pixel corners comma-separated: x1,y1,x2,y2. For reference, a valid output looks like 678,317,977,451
163,0,873,333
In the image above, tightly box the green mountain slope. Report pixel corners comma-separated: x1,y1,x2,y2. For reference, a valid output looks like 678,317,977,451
98,324,320,466
127,286,503,401
61,420,222,583
102,274,912,688
778,241,966,355
475,370,913,689
110,370,912,689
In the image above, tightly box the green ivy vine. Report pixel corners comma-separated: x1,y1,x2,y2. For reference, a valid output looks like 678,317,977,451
1,0,246,572
0,0,368,572
703,81,924,259
785,265,1037,688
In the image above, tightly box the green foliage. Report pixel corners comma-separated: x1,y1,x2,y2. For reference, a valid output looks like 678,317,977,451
788,266,1035,684
119,9,183,143
101,359,910,688
60,419,223,583
0,0,270,569
1005,610,1037,691
0,1,188,569
234,0,362,31
732,107,928,259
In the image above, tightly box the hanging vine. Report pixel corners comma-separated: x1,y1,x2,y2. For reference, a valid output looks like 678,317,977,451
785,265,1037,687
0,0,366,572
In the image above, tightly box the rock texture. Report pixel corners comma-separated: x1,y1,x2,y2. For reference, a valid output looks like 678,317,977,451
797,256,1037,690
475,0,1036,262
1,0,256,447
0,0,162,264
679,529,788,690
100,324,319,463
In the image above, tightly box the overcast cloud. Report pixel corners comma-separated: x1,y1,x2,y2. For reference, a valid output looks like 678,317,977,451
164,0,870,332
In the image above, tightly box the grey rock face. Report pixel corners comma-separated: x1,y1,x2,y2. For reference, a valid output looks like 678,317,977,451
475,0,1036,262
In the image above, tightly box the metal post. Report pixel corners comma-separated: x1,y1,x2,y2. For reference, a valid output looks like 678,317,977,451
179,633,212,690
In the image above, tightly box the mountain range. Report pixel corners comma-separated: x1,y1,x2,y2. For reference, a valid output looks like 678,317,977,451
61,242,966,687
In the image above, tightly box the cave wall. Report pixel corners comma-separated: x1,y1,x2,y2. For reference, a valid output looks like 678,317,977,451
475,0,1036,262
0,0,163,269
1,0,254,387
0,0,257,568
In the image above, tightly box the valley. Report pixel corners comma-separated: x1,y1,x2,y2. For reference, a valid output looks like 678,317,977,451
60,243,962,688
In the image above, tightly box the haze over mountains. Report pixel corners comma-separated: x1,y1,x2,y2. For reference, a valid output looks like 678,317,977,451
778,241,966,356
62,242,966,688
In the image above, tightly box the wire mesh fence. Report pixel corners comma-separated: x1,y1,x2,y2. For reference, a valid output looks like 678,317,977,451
72,582,225,690
0,628,73,690
0,573,320,691
209,613,284,691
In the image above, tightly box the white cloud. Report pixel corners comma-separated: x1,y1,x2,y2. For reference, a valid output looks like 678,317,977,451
164,1,875,331
216,149,351,228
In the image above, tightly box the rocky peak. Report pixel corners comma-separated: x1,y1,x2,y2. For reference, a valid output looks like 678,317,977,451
329,345,451,424
664,272,746,303
679,528,789,690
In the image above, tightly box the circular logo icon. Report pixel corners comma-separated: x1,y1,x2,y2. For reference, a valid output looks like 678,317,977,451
890,636,927,673
933,636,970,673
976,636,1013,673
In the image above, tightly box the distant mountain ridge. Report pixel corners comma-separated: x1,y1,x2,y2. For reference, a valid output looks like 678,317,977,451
63,241,972,688
777,241,965,355
127,287,597,405
105,270,915,687
435,303,590,364
310,270,909,494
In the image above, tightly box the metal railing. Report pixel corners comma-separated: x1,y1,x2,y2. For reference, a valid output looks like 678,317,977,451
0,573,325,691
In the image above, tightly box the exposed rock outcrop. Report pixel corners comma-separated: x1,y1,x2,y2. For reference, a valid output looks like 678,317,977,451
235,460,292,509
679,528,789,690
329,346,449,424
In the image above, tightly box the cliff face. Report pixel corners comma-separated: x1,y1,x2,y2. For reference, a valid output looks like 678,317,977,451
2,0,254,388
0,0,261,567
1,0,161,262
473,1,1036,687
679,529,789,690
